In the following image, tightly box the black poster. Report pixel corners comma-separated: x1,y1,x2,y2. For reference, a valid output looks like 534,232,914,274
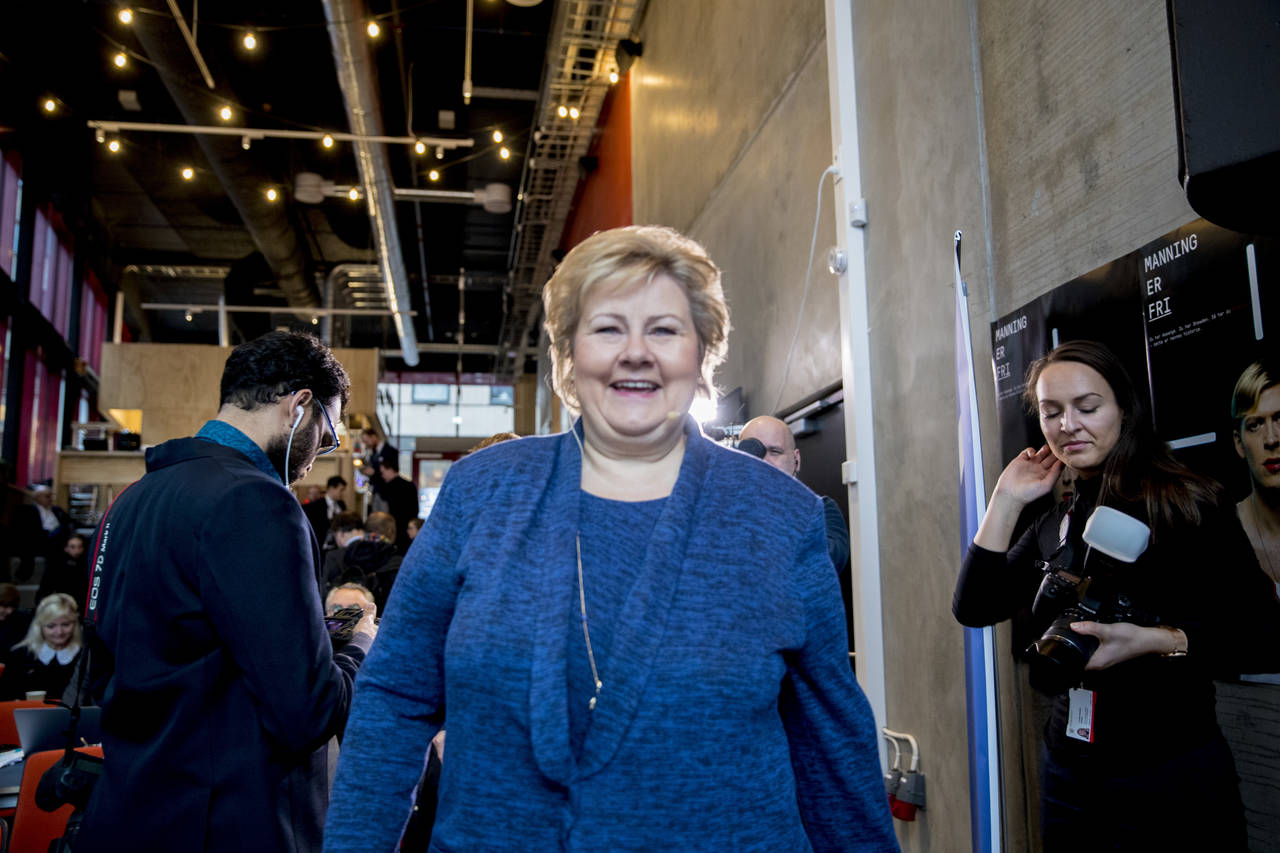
990,219,1278,498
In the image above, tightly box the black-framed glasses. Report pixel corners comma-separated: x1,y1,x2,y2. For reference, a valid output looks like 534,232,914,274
315,401,341,455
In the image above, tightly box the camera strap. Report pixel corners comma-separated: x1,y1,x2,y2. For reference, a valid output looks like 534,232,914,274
83,482,137,627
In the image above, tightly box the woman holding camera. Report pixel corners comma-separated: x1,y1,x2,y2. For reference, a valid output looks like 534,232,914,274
953,340,1280,851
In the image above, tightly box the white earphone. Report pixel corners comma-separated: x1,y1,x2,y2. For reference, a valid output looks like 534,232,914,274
293,407,305,428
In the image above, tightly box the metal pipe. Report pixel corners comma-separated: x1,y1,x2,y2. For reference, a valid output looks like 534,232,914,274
463,0,474,105
323,0,420,366
143,303,415,317
164,0,215,89
86,120,473,149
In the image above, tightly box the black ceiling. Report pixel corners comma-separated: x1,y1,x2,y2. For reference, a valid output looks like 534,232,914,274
0,0,557,374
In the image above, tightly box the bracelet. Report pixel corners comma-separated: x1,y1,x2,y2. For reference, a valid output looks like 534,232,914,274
1158,625,1188,658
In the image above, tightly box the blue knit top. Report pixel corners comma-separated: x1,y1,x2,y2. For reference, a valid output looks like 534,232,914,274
323,417,898,852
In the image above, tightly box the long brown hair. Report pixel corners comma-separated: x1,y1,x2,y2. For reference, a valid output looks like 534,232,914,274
1023,340,1222,530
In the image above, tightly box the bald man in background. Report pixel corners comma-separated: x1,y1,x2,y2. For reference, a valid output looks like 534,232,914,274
738,416,850,573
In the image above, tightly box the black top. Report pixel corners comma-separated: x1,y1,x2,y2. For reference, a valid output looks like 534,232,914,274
0,645,81,702
954,477,1280,758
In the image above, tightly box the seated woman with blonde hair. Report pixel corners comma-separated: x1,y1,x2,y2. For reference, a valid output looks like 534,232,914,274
0,593,82,701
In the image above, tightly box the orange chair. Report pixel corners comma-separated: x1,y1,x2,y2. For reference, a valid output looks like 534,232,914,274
8,746,102,853
0,701,49,750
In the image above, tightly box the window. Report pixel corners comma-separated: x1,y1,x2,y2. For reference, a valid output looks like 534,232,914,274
0,153,19,279
80,273,108,373
17,352,65,486
29,208,73,335
489,386,515,406
411,384,451,404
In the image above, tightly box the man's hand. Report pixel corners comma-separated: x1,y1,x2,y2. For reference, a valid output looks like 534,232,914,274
354,603,379,640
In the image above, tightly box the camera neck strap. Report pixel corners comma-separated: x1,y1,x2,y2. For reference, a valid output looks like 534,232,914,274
84,482,137,628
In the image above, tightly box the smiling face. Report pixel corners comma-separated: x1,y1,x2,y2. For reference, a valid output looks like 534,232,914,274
571,273,701,453
1235,384,1280,491
1034,361,1123,476
42,613,77,650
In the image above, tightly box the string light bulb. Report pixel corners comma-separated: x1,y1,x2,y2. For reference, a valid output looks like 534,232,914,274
218,105,233,122
428,169,440,182
265,187,278,202
322,134,334,149
347,187,360,201
43,99,56,113
107,139,121,153
568,107,580,120
181,166,194,181
492,129,503,143
113,52,128,69
557,105,568,118
243,32,258,51
366,21,381,38
118,8,133,24
414,140,426,155
311,316,319,325
609,70,619,84
499,147,510,160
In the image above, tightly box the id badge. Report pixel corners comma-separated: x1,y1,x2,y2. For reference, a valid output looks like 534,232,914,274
1066,687,1095,743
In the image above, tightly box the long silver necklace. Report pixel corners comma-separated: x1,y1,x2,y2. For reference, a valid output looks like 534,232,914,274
576,532,603,711
571,427,603,712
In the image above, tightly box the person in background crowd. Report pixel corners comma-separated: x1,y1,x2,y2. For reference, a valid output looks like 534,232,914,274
37,532,90,612
739,415,850,574
339,512,403,614
323,512,367,590
304,475,348,544
324,225,896,852
11,484,73,582
377,460,419,554
468,432,521,453
0,583,32,667
0,592,82,701
361,429,398,479
76,331,376,853
406,517,423,542
325,583,376,620
954,340,1280,850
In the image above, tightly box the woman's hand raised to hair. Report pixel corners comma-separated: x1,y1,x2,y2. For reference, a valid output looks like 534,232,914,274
993,445,1063,506
973,446,1062,552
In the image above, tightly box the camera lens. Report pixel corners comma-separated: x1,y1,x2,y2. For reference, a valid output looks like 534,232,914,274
1026,609,1099,694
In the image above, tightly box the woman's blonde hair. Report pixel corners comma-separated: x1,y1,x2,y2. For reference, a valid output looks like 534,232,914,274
16,593,82,653
542,225,730,411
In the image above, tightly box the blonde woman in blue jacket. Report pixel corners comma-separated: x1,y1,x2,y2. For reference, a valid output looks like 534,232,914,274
324,226,897,852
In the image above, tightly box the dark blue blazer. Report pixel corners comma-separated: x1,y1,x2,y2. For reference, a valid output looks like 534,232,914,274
325,418,897,852
77,437,369,853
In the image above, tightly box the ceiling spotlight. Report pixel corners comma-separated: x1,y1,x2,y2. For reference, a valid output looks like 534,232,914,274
556,105,568,118
218,105,233,121
94,128,105,144
113,52,128,69
311,316,319,325
118,8,133,24
414,140,426,155
492,129,503,143
181,166,194,181
322,134,334,149
568,107,580,120
107,139,121,153
242,32,258,51
428,169,440,181
499,147,511,160
366,21,381,38
241,135,251,150
435,146,444,159
265,187,278,202
609,70,619,84
42,98,57,113
184,311,194,322
347,187,360,201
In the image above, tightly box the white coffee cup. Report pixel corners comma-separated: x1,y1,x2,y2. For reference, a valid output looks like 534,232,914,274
25,690,46,702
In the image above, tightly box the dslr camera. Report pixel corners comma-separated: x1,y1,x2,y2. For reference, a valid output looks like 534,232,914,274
1023,507,1154,694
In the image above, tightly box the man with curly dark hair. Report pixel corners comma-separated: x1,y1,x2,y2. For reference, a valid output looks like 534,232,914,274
79,331,376,853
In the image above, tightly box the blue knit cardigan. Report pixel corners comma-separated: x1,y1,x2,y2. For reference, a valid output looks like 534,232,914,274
323,418,897,852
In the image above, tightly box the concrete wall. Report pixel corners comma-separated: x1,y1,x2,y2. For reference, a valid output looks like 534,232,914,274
632,0,837,414
630,0,1199,850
